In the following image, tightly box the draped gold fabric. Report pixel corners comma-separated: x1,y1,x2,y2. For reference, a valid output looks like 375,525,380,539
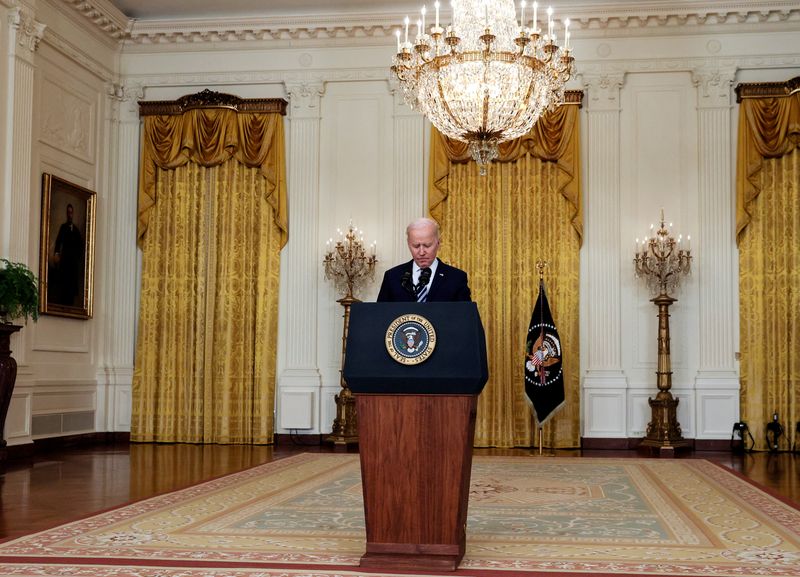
137,110,287,247
429,105,582,448
737,92,800,451
132,109,286,444
736,94,800,243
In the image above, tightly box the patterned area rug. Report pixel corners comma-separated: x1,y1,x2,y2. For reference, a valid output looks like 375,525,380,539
0,454,798,577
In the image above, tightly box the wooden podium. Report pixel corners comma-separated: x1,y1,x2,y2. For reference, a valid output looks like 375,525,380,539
344,303,488,571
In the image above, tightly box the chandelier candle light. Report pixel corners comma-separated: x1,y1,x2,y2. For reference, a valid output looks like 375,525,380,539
633,210,693,455
392,0,575,174
322,223,378,447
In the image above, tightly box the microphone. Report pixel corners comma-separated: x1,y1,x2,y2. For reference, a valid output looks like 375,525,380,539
401,271,414,295
418,267,432,289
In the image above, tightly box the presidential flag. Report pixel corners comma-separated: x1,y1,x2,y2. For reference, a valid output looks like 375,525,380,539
524,279,565,425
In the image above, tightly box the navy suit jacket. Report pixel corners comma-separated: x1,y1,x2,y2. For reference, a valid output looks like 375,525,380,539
376,259,471,302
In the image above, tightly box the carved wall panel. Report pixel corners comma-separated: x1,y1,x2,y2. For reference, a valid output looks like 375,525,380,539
39,78,95,162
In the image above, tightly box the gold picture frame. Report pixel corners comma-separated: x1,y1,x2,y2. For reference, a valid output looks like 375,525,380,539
39,174,96,319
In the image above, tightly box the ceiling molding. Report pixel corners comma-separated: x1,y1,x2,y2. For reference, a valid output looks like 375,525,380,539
61,0,130,41
59,1,800,46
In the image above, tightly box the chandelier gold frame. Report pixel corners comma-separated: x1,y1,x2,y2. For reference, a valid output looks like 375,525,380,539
391,0,575,173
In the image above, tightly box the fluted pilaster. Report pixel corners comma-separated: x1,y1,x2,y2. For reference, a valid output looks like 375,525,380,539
692,67,739,396
277,82,325,431
392,91,425,263
581,73,628,438
95,83,142,432
2,6,45,262
693,68,739,382
583,73,628,384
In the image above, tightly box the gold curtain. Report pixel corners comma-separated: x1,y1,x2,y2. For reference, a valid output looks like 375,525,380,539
132,108,287,444
429,104,582,448
736,89,800,451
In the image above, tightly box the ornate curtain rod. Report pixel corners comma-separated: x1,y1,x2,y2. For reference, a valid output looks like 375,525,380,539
139,89,288,116
735,76,800,103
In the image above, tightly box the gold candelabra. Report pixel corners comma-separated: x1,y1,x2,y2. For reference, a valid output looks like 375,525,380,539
322,222,377,448
633,210,693,455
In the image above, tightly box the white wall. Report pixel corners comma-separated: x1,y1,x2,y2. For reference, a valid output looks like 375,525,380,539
1,0,123,445
3,1,800,446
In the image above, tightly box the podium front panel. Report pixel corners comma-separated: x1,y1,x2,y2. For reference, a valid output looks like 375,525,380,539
343,302,488,395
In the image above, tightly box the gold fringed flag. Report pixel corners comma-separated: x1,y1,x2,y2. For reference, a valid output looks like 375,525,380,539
524,278,565,425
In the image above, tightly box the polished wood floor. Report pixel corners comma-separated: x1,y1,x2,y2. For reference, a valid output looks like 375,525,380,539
0,441,797,542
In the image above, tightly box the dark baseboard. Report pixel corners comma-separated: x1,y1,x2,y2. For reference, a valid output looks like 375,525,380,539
693,439,732,452
1,432,735,463
274,433,324,446
581,437,631,450
582,437,731,452
1,432,130,462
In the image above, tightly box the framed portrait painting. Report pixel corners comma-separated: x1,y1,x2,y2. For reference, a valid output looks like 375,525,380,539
39,174,96,319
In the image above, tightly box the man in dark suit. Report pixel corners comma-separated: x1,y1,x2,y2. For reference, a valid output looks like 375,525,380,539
377,217,471,302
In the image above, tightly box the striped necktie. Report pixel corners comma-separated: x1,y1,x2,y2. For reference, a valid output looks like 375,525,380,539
416,267,432,302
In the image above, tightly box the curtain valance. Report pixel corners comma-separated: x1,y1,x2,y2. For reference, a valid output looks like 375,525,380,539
736,81,800,243
138,108,288,248
430,99,583,244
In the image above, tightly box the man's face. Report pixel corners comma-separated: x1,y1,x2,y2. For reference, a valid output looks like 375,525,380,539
407,225,440,268
66,205,74,223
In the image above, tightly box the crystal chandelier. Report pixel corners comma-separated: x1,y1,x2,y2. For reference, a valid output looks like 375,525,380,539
392,0,575,174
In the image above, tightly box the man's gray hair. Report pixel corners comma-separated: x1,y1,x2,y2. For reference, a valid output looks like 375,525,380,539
406,217,440,239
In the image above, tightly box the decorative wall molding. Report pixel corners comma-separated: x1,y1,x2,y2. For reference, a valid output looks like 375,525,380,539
41,28,115,82
579,55,800,77
40,78,95,162
57,1,800,46
126,69,389,95
285,82,326,114
581,73,625,110
8,6,46,57
692,67,737,107
107,81,145,118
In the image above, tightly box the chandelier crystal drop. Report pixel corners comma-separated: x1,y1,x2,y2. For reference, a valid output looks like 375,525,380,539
391,0,575,174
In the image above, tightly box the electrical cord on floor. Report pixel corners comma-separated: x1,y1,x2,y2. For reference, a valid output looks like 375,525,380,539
289,429,322,446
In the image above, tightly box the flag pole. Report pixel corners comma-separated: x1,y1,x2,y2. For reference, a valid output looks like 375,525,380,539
533,260,553,457
538,427,543,455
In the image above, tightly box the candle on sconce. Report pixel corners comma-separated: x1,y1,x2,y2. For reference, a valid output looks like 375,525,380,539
520,1,526,30
564,18,570,50
416,18,421,40
395,29,401,51
404,16,409,45
547,6,553,39
421,5,426,35
533,1,538,32
435,1,440,29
